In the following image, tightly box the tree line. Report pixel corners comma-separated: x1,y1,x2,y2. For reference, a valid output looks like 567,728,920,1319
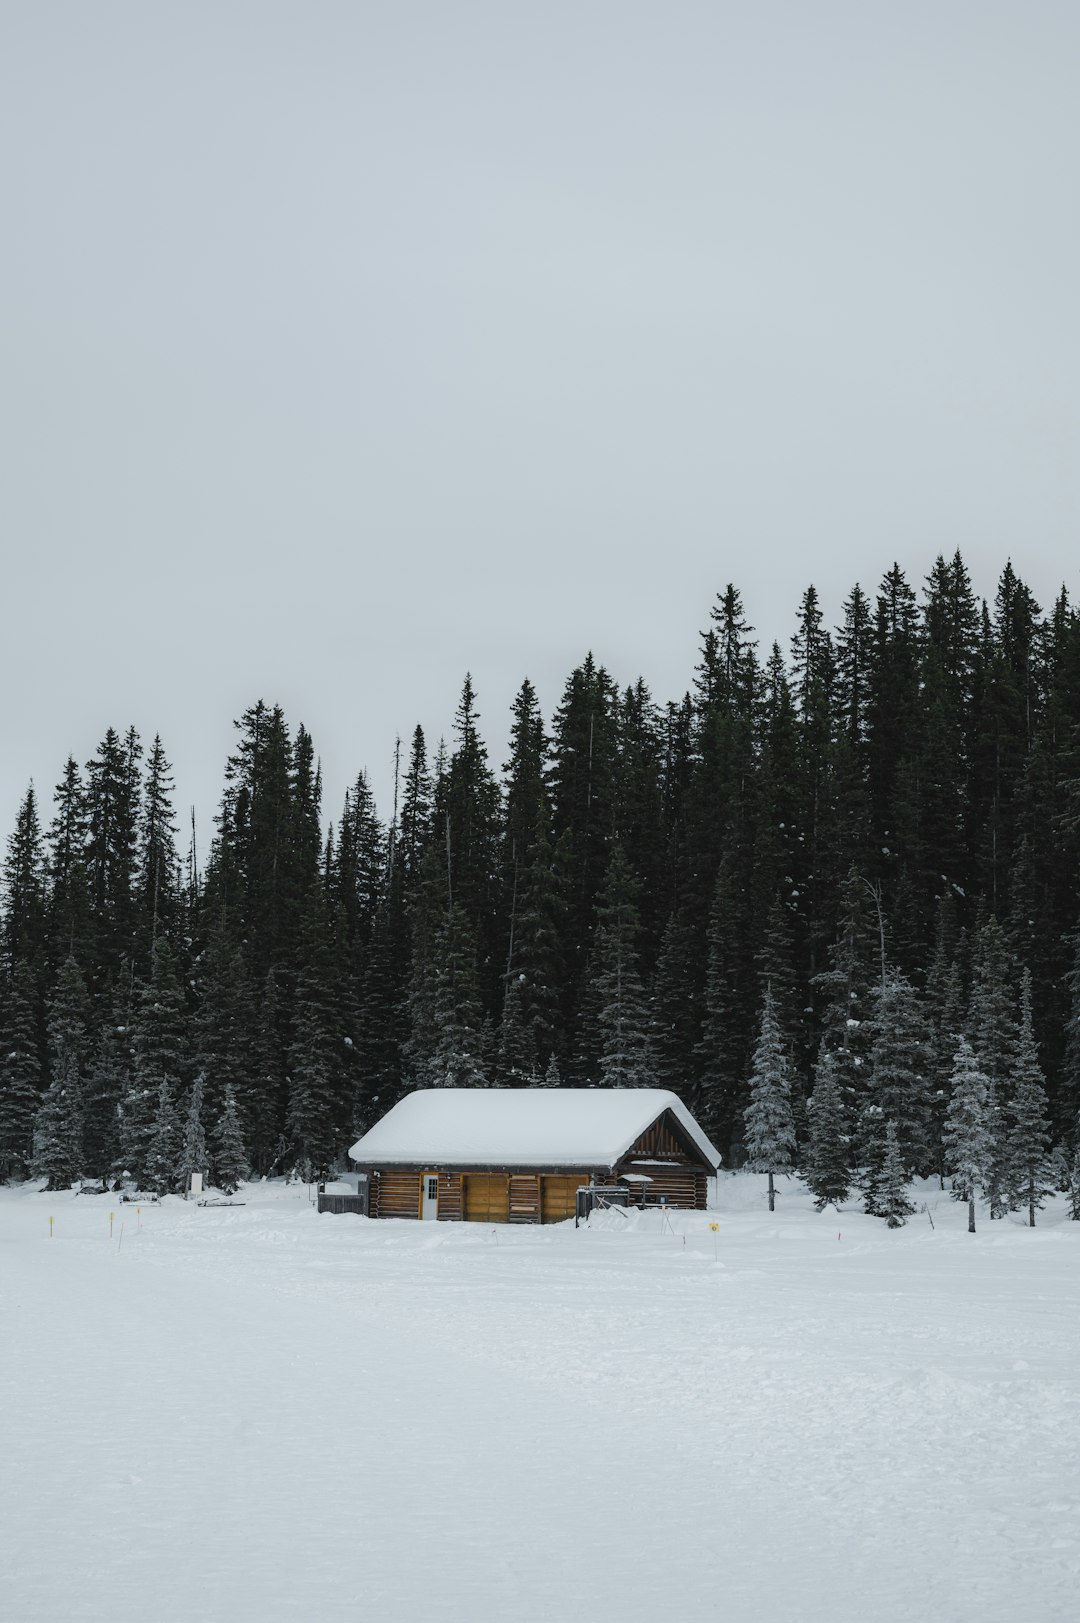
2,553,1080,1222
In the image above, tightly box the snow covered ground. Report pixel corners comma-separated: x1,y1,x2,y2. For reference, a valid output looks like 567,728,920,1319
3,1176,1079,1623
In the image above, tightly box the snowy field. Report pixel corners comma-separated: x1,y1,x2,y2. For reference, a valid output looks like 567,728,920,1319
3,1178,1079,1623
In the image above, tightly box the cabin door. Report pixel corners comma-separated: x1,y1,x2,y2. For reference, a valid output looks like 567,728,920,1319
421,1173,439,1220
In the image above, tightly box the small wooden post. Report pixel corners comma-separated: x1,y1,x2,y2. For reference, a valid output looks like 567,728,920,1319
109,1212,115,1239
48,1215,54,1239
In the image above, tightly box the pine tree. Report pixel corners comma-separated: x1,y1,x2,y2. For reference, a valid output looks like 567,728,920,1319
541,1053,561,1088
82,1000,129,1180
143,1080,180,1195
813,866,881,1144
967,918,1016,1217
581,845,656,1088
428,903,488,1087
120,937,186,1184
45,758,91,969
1007,971,1054,1226
1069,1124,1080,1221
32,958,90,1190
0,963,43,1180
742,986,796,1211
803,1046,850,1210
213,1083,250,1195
496,973,540,1084
649,907,701,1104
871,1120,915,1227
2,785,47,971
508,812,565,1073
865,973,935,1179
942,1037,993,1233
136,735,180,964
697,856,755,1147
32,1068,83,1190
286,901,350,1176
84,726,142,990
176,1073,210,1194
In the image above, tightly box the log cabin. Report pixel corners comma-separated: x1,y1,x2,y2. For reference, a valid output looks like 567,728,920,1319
348,1088,720,1223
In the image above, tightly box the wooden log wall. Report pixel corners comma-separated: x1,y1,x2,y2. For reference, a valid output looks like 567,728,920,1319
436,1172,463,1220
619,1163,706,1209
370,1169,421,1220
509,1175,540,1223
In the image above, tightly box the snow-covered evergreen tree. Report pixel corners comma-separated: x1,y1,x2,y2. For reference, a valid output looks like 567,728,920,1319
120,937,186,1184
942,1037,992,1233
967,918,1015,1218
742,985,796,1212
495,973,539,1085
0,963,43,1180
1007,971,1053,1227
429,903,488,1087
176,1072,210,1194
143,1080,179,1195
32,957,89,1190
83,1001,129,1180
1068,1127,1080,1221
32,1069,83,1189
585,845,656,1089
541,1053,561,1088
870,1120,915,1227
865,973,934,1179
803,1045,850,1210
213,1084,249,1195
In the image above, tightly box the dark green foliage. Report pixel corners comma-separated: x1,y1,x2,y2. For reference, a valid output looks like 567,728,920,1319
943,1037,993,1231
45,760,92,971
743,985,796,1209
82,1004,129,1180
0,964,44,1180
1007,971,1053,1225
428,903,488,1088
177,1073,210,1193
870,1120,916,1226
5,553,1080,1186
84,727,142,991
649,907,701,1104
136,735,180,966
865,974,935,1178
580,845,656,1088
496,973,540,1085
213,1083,250,1194
32,958,90,1190
803,1046,850,1210
119,937,186,1184
144,1080,180,1195
3,785,47,971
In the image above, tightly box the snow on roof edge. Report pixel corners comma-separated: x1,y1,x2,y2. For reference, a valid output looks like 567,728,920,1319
348,1088,721,1172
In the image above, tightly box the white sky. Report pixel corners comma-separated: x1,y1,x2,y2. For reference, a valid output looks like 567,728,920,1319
2,1,1078,845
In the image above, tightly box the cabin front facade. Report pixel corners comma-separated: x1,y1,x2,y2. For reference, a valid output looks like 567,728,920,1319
348,1088,720,1223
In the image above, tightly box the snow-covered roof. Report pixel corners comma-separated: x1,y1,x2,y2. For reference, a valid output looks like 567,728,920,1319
349,1088,720,1172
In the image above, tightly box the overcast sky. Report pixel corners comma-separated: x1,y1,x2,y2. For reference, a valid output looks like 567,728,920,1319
2,0,1078,847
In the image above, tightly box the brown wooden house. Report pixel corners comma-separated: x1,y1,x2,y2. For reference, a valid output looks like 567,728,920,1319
348,1088,720,1223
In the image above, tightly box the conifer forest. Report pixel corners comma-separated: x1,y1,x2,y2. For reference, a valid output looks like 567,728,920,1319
4,553,1080,1223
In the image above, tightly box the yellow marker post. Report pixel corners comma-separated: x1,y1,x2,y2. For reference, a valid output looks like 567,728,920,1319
708,1222,720,1232
708,1220,719,1263
49,1215,54,1239
109,1212,115,1239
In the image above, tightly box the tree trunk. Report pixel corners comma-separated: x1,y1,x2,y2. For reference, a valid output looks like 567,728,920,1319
1029,1184,1036,1228
968,1193,975,1234
767,1169,775,1212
